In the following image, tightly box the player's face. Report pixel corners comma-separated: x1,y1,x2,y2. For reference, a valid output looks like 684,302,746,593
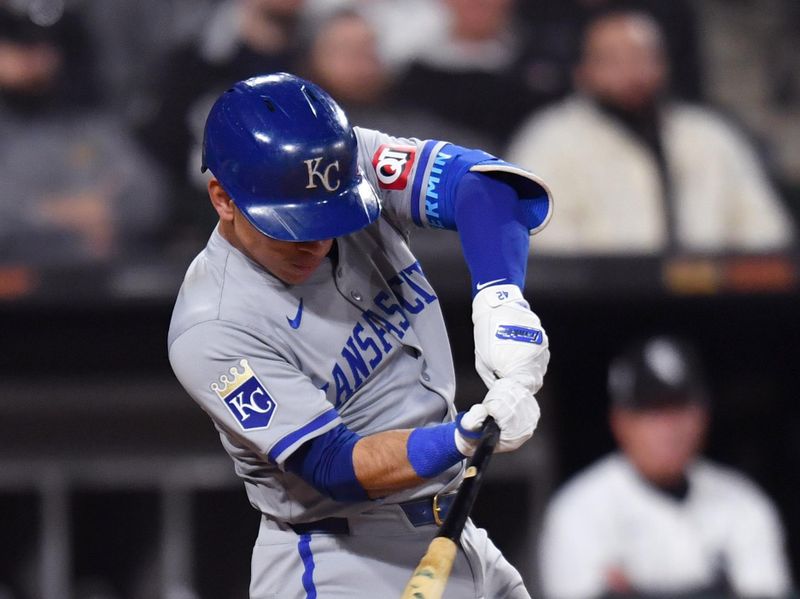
232,207,334,285
611,404,707,486
209,180,334,285
576,14,667,111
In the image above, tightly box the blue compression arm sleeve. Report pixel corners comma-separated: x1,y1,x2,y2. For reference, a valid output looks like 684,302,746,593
454,172,530,296
285,423,368,502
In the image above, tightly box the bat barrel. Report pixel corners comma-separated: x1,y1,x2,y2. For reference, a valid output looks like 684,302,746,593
398,537,458,599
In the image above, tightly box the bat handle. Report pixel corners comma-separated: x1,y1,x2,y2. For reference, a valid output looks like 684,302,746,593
473,416,500,459
437,416,499,541
398,417,501,599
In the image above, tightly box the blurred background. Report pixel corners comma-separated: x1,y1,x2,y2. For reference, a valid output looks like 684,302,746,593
1,0,799,597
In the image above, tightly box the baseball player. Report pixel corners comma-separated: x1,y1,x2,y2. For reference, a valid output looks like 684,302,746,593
539,336,793,599
168,72,552,598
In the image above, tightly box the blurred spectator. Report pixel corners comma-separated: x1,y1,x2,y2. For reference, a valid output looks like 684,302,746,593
136,0,306,237
304,0,448,73
506,10,796,255
297,8,493,149
538,335,793,599
695,0,800,195
0,1,98,111
80,0,218,120
514,0,702,102
394,0,551,149
0,4,166,266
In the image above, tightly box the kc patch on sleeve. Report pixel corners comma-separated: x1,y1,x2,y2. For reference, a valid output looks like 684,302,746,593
211,359,277,431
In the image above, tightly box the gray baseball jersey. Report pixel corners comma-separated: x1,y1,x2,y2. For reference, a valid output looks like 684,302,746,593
168,127,531,598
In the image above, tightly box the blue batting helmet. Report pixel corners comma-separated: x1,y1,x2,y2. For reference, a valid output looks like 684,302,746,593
201,72,380,241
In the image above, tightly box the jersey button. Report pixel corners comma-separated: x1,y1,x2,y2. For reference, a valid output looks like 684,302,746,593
422,373,431,382
350,290,362,302
337,267,344,278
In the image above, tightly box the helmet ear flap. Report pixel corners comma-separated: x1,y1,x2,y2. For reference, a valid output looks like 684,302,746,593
200,73,380,242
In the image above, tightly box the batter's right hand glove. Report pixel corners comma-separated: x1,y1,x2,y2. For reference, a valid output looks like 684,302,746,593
455,378,540,455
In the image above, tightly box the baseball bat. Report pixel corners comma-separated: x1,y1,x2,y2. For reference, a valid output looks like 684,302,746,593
399,416,501,599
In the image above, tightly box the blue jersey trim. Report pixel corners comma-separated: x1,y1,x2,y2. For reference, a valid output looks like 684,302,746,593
410,140,438,226
298,534,317,598
268,408,340,463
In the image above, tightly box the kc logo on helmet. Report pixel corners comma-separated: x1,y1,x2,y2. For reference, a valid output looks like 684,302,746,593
304,157,341,192
372,145,416,190
211,359,277,431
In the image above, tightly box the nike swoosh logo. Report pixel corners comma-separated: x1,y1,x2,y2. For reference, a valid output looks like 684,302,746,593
476,278,507,290
287,298,304,329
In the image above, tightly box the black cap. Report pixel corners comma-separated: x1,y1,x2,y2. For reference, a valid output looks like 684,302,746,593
0,5,58,44
608,336,709,410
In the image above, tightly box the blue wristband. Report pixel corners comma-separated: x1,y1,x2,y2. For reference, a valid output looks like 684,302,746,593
406,422,465,478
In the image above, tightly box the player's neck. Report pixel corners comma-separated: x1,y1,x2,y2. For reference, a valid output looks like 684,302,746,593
218,220,260,268
218,219,238,248
639,470,691,502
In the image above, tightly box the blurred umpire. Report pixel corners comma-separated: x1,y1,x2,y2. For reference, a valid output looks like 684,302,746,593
538,335,793,599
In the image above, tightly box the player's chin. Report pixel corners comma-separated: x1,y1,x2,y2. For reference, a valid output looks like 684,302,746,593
280,262,320,285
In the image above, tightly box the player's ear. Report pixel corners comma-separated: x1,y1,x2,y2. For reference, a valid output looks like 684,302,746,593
208,178,235,222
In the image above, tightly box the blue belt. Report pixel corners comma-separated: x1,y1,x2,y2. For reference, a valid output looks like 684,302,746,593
289,492,457,535
400,492,456,527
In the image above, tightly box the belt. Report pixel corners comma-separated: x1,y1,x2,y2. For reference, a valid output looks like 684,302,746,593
289,492,457,535
400,492,456,527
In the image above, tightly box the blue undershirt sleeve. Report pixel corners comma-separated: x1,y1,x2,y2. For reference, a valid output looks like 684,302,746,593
453,172,530,296
285,423,368,502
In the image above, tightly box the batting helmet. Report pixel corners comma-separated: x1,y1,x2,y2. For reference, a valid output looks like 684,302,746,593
607,336,709,410
201,72,380,242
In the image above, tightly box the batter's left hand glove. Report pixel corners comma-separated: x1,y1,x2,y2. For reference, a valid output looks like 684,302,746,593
472,284,549,394
455,378,541,455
